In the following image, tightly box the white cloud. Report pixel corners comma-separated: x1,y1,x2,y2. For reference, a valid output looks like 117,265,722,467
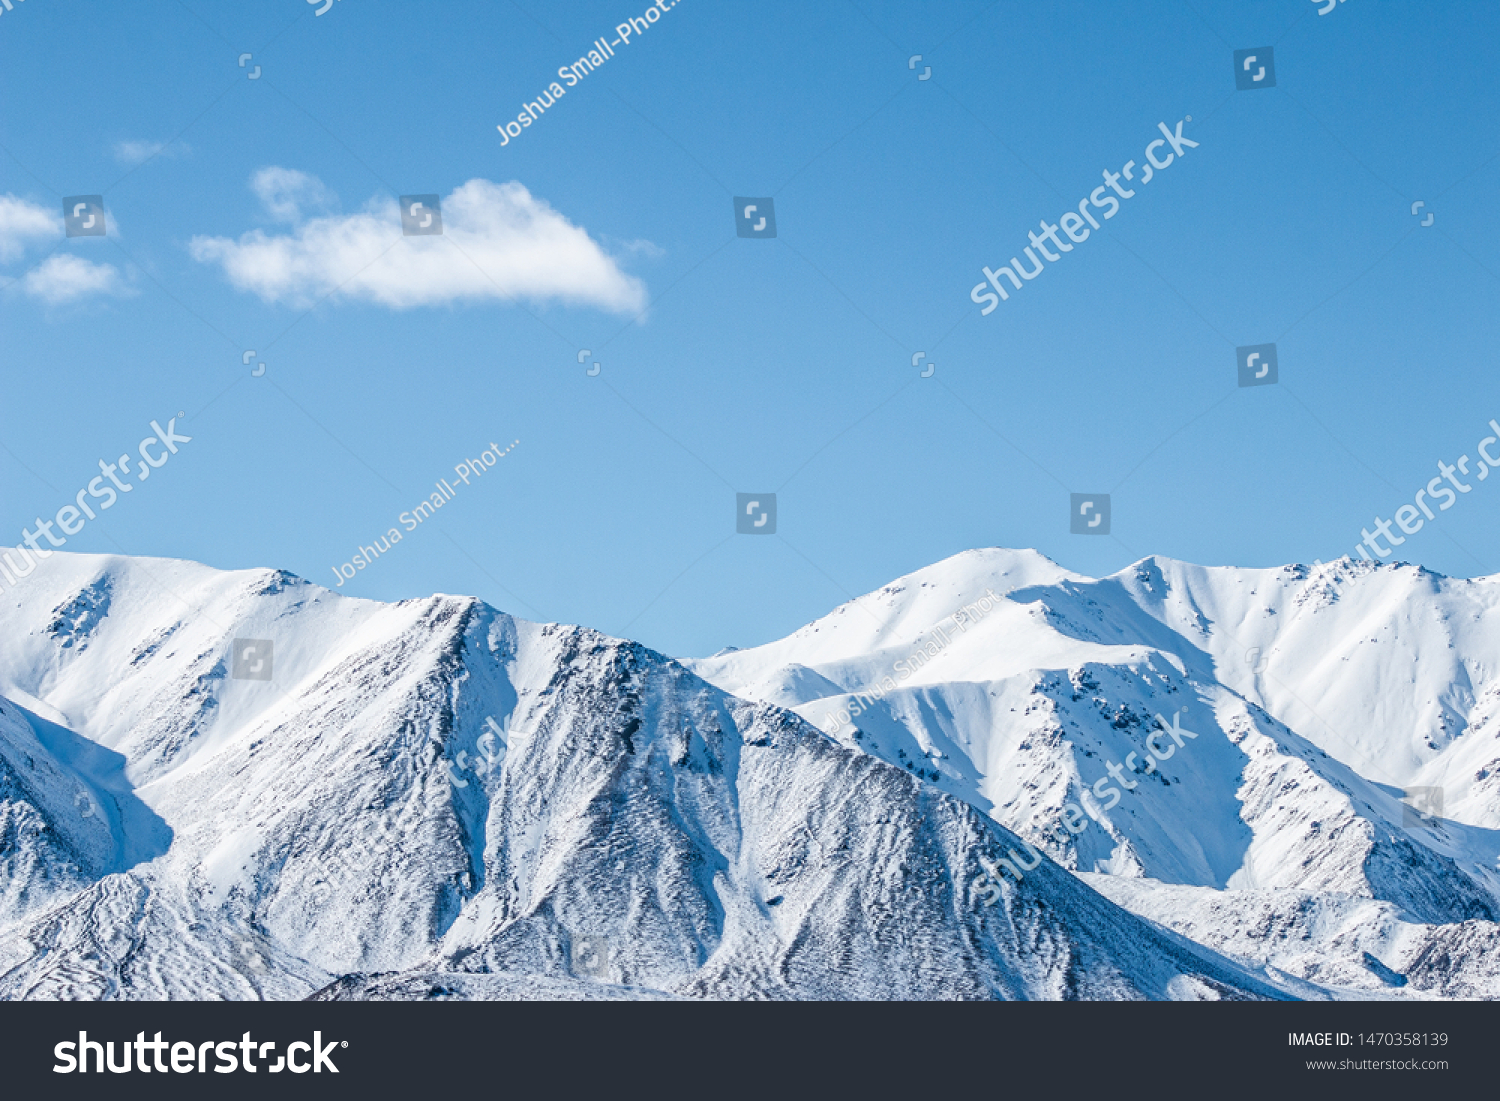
0,195,129,307
190,172,647,314
250,166,334,224
21,254,132,305
0,194,58,262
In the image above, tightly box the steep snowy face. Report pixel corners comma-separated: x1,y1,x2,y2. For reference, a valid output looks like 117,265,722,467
0,697,108,927
0,551,1286,1001
684,548,1500,950
1100,556,1500,827
0,553,397,787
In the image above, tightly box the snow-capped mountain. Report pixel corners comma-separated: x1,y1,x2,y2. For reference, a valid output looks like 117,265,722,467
0,551,1292,1001
685,548,1500,998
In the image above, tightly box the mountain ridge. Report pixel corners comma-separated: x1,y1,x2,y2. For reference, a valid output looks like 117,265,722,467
685,545,1500,997
0,548,1299,1001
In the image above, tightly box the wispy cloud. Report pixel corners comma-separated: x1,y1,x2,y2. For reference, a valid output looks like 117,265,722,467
189,171,647,313
111,139,189,166
613,237,666,259
250,166,334,224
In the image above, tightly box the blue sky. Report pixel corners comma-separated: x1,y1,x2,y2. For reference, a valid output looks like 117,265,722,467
2,0,1499,657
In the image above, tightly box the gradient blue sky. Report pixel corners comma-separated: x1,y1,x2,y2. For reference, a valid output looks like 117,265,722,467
3,0,1499,657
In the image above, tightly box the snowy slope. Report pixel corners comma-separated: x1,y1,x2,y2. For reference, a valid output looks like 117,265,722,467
1083,875,1500,1001
1102,556,1500,826
0,550,1291,1001
0,696,107,927
684,548,1500,995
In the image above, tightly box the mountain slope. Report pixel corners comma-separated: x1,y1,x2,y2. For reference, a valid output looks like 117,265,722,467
684,548,1500,995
